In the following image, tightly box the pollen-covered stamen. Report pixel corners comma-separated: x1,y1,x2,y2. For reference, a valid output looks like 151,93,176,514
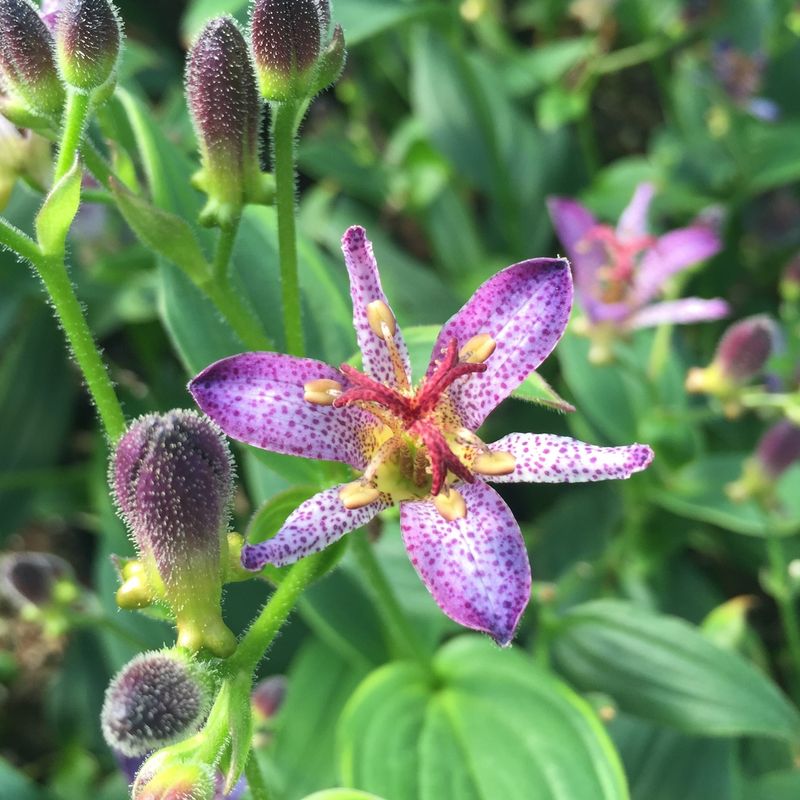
410,420,474,496
303,378,342,406
366,299,410,391
433,487,467,521
472,451,517,476
415,339,487,417
339,481,381,509
333,363,413,421
459,333,496,364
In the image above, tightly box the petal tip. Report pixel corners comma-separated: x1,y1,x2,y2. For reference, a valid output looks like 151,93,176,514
631,444,655,473
342,224,367,249
241,544,268,571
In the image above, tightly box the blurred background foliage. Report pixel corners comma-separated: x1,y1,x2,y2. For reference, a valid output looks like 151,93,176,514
3,0,800,798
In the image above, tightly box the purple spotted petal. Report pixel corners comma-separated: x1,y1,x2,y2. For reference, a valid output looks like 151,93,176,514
189,353,377,469
634,226,721,304
427,258,573,429
487,433,653,483
241,486,387,569
400,481,531,647
616,182,655,242
341,226,412,387
547,196,607,318
627,297,730,329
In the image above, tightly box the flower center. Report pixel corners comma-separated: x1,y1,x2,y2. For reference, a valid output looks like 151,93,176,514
303,317,515,517
581,224,656,304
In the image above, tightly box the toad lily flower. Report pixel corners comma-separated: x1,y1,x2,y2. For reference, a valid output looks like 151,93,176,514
189,226,653,645
548,183,729,363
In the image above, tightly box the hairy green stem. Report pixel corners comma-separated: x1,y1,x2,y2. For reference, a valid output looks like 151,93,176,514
271,100,304,357
244,752,270,800
37,255,127,441
765,523,800,697
213,221,240,283
228,553,327,676
350,529,429,668
55,90,91,182
0,217,41,264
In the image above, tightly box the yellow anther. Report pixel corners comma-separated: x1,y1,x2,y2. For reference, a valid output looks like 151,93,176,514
433,488,467,521
366,300,396,340
472,451,517,476
303,378,343,406
339,481,381,510
459,333,496,364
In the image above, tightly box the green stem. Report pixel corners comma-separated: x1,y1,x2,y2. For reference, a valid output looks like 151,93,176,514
80,139,114,190
271,100,304,357
37,255,127,441
350,529,429,668
0,217,41,264
213,221,240,283
55,90,91,182
244,752,270,800
765,523,800,697
228,553,326,676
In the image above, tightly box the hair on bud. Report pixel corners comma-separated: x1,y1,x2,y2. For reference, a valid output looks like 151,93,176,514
102,649,214,757
132,755,216,800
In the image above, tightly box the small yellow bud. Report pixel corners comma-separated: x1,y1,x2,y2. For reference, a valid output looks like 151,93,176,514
339,481,381,510
459,333,496,364
472,451,517,476
433,488,467,521
116,575,155,610
303,378,343,405
366,300,396,340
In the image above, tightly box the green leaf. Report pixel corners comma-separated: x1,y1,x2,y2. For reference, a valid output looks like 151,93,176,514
536,85,589,131
337,0,443,45
338,637,629,800
110,180,210,283
35,159,82,256
649,455,800,537
512,370,576,412
552,600,800,740
269,638,370,799
0,758,42,800
743,770,800,800
302,792,387,800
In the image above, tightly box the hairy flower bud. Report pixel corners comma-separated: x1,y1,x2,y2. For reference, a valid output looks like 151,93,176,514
133,757,216,800
0,551,76,611
102,649,215,757
112,410,236,657
756,420,800,478
0,0,65,120
250,0,341,101
55,0,122,92
186,16,264,227
251,674,287,720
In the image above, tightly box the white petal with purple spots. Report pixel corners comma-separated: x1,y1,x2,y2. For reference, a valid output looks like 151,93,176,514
400,481,531,647
241,486,388,569
628,297,730,330
427,258,573,429
341,226,412,387
634,226,722,304
487,433,653,483
189,353,377,469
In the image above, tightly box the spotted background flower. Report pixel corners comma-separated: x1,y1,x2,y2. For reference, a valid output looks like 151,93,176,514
190,226,653,645
548,183,728,361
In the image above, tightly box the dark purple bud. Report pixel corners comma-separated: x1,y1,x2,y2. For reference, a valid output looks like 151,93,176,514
55,0,122,91
756,420,800,479
0,551,74,610
0,0,65,117
186,15,262,226
112,410,236,656
102,650,213,757
714,314,777,384
250,0,325,100
251,674,287,720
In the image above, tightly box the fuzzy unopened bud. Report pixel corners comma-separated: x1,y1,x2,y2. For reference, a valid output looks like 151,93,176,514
756,420,800,479
133,756,216,800
0,0,65,119
112,410,236,657
102,649,214,757
0,552,75,611
187,16,264,227
251,675,287,720
715,315,777,383
55,0,122,92
251,0,341,101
